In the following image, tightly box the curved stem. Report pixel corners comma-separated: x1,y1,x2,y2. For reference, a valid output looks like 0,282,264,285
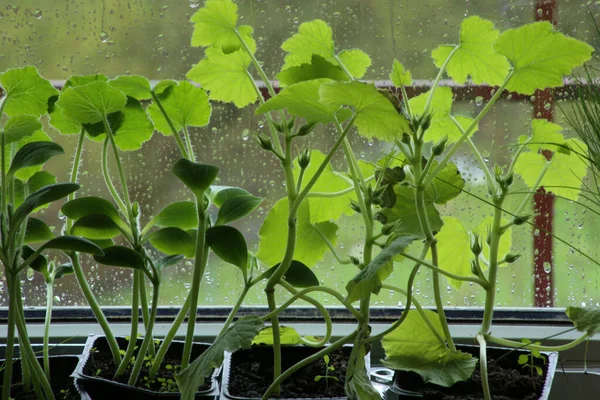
260,332,357,400
70,253,121,365
423,45,461,115
150,91,189,159
114,270,140,378
476,334,492,400
103,118,133,219
102,139,127,215
183,125,195,162
2,274,17,400
484,333,589,352
218,285,251,336
65,128,86,233
314,223,351,264
279,280,332,347
139,276,150,335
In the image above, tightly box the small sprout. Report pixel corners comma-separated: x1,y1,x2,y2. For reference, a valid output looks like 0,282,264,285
298,148,311,169
165,364,173,370
297,121,317,137
314,354,339,392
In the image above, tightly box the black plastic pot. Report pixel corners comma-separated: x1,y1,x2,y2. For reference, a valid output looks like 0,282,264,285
0,355,86,400
219,345,371,400
389,344,558,400
74,335,220,400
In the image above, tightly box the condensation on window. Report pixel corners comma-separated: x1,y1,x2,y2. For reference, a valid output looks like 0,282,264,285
1,1,598,309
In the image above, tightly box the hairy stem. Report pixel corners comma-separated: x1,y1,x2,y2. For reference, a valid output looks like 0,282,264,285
114,270,140,378
150,91,189,159
476,334,492,400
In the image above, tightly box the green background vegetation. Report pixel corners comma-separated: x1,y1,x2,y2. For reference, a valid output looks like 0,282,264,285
0,0,598,309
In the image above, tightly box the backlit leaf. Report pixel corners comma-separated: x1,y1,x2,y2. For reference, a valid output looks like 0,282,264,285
40,236,104,256
264,260,320,288
281,19,335,70
147,81,211,135
172,158,220,197
3,115,42,145
206,225,248,270
566,306,600,336
390,59,413,87
210,186,251,207
109,75,153,100
152,201,198,230
149,227,196,258
252,326,303,345
495,21,593,95
71,214,122,240
94,246,146,270
24,218,55,244
0,66,58,117
257,198,338,268
320,81,410,141
216,195,262,226
276,55,347,87
432,16,510,85
8,142,64,177
62,197,122,224
337,49,372,79
56,81,127,124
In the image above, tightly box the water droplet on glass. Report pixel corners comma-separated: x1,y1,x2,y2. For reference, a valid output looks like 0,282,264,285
99,31,109,43
53,296,61,305
26,268,34,281
241,129,250,141
543,261,552,273
475,96,483,106
33,9,42,19
189,0,200,8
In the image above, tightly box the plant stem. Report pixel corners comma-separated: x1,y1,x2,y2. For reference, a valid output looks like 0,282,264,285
139,276,150,332
150,91,189,159
115,270,140,378
314,223,352,264
70,253,121,365
480,195,506,334
484,333,589,352
148,292,191,379
102,139,127,215
43,282,53,380
182,126,195,162
260,331,357,400
218,284,250,336
128,282,160,386
181,199,208,369
2,274,17,400
476,334,492,400
423,45,460,115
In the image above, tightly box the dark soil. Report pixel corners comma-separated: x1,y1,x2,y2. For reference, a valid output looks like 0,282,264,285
83,337,213,393
228,345,352,398
395,351,548,400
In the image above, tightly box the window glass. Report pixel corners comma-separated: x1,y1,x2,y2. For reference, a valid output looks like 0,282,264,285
1,1,598,309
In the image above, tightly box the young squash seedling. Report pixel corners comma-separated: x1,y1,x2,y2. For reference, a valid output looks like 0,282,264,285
0,66,105,400
314,355,339,395
50,73,263,391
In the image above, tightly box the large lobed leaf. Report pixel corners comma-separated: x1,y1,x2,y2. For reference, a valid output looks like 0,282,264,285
381,309,477,387
432,16,510,86
495,21,593,95
56,81,127,124
0,66,58,117
175,316,264,400
566,306,600,336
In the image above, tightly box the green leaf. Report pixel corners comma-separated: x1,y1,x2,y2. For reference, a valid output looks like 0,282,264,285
64,74,108,89
175,316,264,400
8,142,64,177
71,214,122,240
409,87,479,143
54,263,74,280
346,235,416,303
209,186,251,207
432,161,465,204
172,158,219,197
257,198,338,268
495,21,593,95
281,19,335,70
190,0,255,54
3,115,42,145
11,130,54,181
319,81,410,141
379,185,443,238
434,217,472,289
187,47,256,108
256,78,341,124
0,66,58,117
514,138,588,201
40,236,104,256
525,119,567,153
153,80,177,96
94,246,146,270
109,75,152,100
82,97,154,151
14,183,80,226
265,260,320,288
14,171,58,209
206,225,248,270
390,59,413,87
252,326,303,345
22,245,48,277
337,49,371,79
56,81,127,124
345,348,381,400
148,227,196,258
216,195,262,226
566,306,600,336
152,201,198,230
24,218,55,244
62,197,122,225
147,81,211,135
432,16,510,86
155,255,185,271
382,309,477,386
292,150,354,223
89,239,115,249
276,55,347,87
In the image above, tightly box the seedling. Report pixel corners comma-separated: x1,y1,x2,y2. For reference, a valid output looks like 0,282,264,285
314,355,339,394
517,339,546,390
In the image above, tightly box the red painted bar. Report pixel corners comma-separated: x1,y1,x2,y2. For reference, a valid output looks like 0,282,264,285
532,0,557,307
